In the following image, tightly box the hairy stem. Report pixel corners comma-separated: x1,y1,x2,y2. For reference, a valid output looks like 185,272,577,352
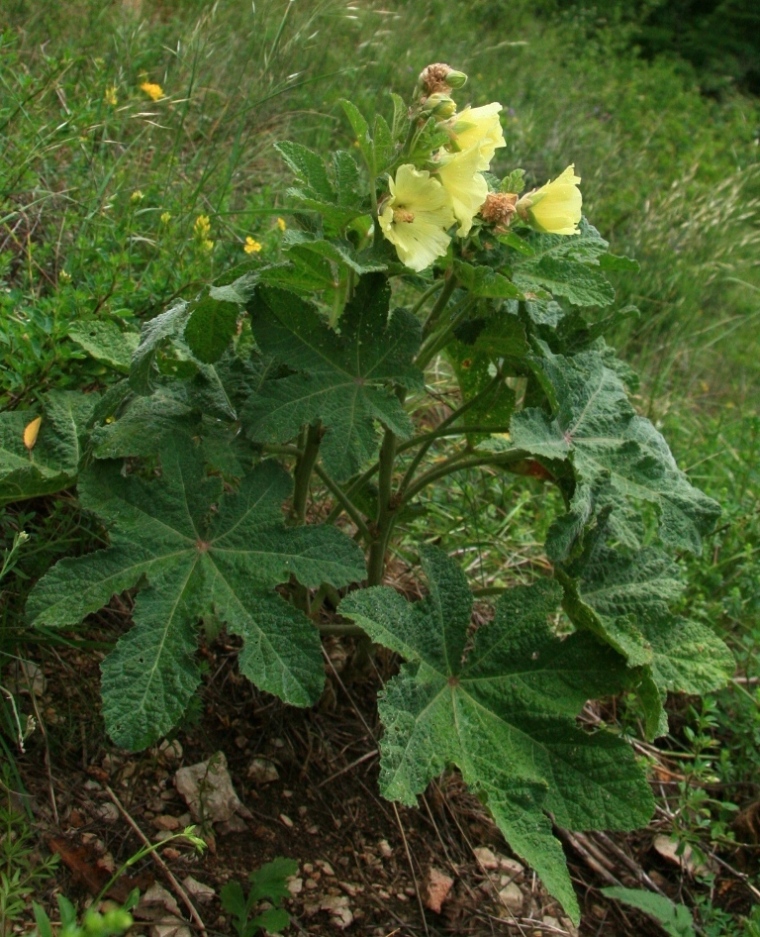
421,271,458,337
367,428,397,586
313,465,372,542
402,448,528,505
291,422,323,524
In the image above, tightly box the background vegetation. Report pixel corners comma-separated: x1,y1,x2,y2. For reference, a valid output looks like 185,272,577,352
1,0,758,933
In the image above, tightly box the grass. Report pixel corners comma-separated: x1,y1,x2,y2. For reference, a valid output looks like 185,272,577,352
1,0,759,931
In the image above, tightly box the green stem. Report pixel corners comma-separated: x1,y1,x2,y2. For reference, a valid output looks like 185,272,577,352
397,375,503,495
421,271,458,337
323,461,381,527
410,279,445,318
402,448,527,505
367,428,397,586
416,295,476,371
261,443,303,459
313,465,372,542
292,422,323,524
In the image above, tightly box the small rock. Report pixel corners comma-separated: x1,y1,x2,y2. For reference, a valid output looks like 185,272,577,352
154,815,181,831
175,752,250,824
95,803,120,822
316,860,335,876
543,916,560,929
498,881,523,913
298,806,308,817
499,857,525,877
425,868,454,914
156,740,183,763
182,876,215,902
473,846,500,869
320,895,353,929
217,815,249,835
378,839,393,858
279,813,294,828
339,882,361,897
652,835,710,876
304,878,319,891
246,757,279,784
287,877,304,897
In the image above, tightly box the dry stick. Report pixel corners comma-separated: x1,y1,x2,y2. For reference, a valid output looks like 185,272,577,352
104,785,206,933
557,830,621,887
592,830,670,898
316,750,378,789
392,802,429,937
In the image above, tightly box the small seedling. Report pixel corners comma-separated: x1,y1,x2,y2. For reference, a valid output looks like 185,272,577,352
221,857,298,937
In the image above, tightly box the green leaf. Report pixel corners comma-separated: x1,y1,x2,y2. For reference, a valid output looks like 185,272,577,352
514,257,615,307
282,231,385,277
184,293,239,364
340,99,371,164
447,341,515,438
91,388,197,459
559,537,733,735
244,275,422,479
0,391,95,505
68,321,139,373
340,548,653,922
372,113,394,172
130,300,190,394
27,437,365,749
601,887,696,937
275,141,334,203
453,260,525,299
510,347,720,553
247,857,298,903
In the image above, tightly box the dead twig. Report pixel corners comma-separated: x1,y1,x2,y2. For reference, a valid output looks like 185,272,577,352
104,784,206,933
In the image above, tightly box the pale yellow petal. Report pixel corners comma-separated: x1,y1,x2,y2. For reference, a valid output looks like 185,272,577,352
379,165,455,271
435,146,489,236
447,102,505,170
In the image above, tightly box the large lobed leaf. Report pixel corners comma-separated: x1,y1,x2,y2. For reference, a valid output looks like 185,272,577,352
243,274,423,479
510,345,720,553
559,537,734,735
340,548,653,922
27,437,365,750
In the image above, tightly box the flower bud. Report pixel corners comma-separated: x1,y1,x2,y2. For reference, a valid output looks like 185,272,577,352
421,92,457,120
418,63,468,95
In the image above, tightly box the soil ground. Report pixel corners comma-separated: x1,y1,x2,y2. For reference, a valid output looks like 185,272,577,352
6,609,756,937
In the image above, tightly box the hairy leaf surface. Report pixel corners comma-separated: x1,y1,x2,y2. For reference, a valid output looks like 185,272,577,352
340,548,653,921
27,437,365,749
510,347,720,553
0,392,95,505
244,274,423,479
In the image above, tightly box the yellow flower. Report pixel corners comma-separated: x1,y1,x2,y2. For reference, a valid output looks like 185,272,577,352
244,237,262,254
130,190,144,203
516,165,582,235
378,164,455,272
193,214,211,238
434,145,489,237
446,102,505,171
104,86,118,106
200,239,214,252
140,81,164,101
160,211,172,224
276,217,287,232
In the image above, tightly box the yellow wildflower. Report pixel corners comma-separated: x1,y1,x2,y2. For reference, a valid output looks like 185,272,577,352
434,145,489,237
130,190,144,203
140,81,164,101
378,164,455,272
516,165,582,235
160,211,171,224
201,239,214,252
276,217,287,232
104,86,118,106
193,215,211,238
446,102,505,171
244,237,263,254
